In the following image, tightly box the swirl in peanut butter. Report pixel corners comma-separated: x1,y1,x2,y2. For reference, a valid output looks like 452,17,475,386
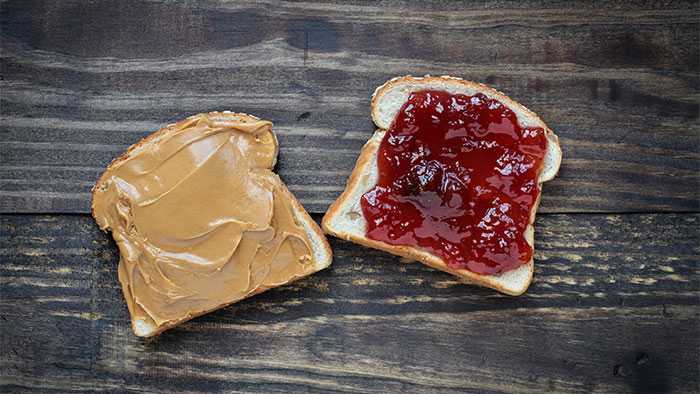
92,114,314,332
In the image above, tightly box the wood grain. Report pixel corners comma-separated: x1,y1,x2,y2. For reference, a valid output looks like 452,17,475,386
1,213,698,393
1,0,699,213
1,1,699,393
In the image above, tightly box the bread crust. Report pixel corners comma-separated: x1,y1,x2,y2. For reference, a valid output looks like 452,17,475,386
323,75,562,295
373,76,547,129
92,112,332,337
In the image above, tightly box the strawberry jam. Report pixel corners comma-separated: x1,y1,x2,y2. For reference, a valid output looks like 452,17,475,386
361,90,548,275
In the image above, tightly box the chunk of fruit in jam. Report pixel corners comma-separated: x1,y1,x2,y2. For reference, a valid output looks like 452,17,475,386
361,90,547,275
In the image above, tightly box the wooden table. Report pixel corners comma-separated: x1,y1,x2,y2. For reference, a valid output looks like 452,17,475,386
1,1,698,392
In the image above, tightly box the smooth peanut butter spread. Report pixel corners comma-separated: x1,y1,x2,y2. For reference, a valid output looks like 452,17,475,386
92,113,316,332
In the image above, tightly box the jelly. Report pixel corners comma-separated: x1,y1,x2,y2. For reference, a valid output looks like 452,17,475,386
361,90,548,275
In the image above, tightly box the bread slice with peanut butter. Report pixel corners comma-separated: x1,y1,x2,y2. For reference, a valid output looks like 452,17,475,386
92,112,332,337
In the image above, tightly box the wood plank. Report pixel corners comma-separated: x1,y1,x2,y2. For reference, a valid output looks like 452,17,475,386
1,0,699,213
1,213,698,393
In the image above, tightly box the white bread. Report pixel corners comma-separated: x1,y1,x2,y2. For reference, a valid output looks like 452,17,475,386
92,112,332,337
322,76,562,295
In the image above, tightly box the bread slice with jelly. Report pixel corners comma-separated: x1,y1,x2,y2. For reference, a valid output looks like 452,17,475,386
322,76,561,295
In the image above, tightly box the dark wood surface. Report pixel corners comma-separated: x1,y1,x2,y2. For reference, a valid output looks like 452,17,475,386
1,0,699,213
2,214,699,393
1,1,698,393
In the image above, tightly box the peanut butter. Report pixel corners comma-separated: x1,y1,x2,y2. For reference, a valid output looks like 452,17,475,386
92,113,315,334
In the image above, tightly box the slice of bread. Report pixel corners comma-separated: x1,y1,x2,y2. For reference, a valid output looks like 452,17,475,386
92,112,332,337
322,76,562,295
